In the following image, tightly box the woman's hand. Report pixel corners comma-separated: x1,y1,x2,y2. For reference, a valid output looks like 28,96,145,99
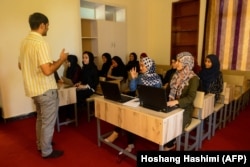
167,100,179,107
74,82,81,87
77,84,87,89
130,67,138,79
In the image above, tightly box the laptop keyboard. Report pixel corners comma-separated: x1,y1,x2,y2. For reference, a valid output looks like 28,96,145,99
120,95,134,103
142,104,178,113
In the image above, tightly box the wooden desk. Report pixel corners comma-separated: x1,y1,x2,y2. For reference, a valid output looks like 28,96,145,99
56,85,77,132
94,96,184,160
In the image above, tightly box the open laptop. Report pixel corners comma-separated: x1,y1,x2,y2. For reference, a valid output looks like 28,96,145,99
100,81,134,103
137,85,178,113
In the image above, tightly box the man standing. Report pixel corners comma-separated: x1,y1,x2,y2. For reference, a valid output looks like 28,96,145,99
18,12,68,159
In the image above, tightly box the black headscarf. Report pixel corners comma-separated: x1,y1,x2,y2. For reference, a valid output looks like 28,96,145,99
126,52,140,72
100,52,112,77
111,56,128,80
66,55,80,79
199,54,220,92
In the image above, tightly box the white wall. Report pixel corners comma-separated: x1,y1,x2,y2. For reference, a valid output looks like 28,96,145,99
0,0,206,118
0,0,82,118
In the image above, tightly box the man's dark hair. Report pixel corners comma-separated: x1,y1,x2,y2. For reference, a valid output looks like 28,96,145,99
29,12,49,30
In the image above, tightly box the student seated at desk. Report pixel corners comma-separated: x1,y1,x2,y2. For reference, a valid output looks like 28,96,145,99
198,54,223,102
107,56,127,80
75,51,99,105
60,55,81,120
107,56,128,92
162,58,177,88
165,52,199,151
105,56,162,154
125,52,140,72
99,52,112,78
63,54,81,84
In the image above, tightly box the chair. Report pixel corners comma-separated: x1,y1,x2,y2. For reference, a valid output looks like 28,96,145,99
86,93,101,122
223,74,245,121
57,87,78,132
192,91,215,149
211,96,224,136
221,83,235,128
176,91,205,150
211,82,227,136
176,118,201,151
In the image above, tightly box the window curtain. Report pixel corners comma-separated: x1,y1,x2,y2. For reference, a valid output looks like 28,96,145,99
204,0,250,70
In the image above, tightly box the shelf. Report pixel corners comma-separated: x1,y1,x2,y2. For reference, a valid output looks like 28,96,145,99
172,44,197,47
80,1,126,22
173,14,199,19
81,37,98,39
172,30,198,32
81,19,97,38
171,0,200,59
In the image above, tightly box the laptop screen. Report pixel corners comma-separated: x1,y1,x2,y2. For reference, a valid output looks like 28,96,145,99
100,81,134,103
100,81,121,101
137,85,168,112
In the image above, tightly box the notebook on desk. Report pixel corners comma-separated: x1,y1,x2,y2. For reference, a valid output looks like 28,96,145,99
137,85,178,113
100,81,134,103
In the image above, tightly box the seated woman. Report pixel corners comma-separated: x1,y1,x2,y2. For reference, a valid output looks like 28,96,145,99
107,56,128,92
165,52,199,151
162,58,177,88
75,51,99,105
125,52,140,72
105,57,162,154
99,52,112,78
64,54,81,84
198,54,223,102
107,56,127,80
62,55,81,120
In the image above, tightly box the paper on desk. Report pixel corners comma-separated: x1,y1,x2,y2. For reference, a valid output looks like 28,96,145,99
123,98,140,107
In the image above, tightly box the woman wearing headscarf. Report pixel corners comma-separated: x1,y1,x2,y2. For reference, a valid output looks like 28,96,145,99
165,52,199,151
65,55,81,84
125,52,140,72
198,54,223,102
130,56,162,91
107,56,128,81
99,52,112,77
104,57,162,154
75,51,99,105
162,58,177,87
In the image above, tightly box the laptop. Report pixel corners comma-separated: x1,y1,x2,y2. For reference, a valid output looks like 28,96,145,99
137,85,178,113
100,81,134,103
61,76,74,86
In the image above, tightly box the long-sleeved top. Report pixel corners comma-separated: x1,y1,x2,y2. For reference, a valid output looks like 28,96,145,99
130,74,162,91
80,64,99,90
166,76,199,130
199,71,223,102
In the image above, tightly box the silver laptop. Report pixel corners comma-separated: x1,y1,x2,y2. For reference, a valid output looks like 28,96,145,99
100,81,134,103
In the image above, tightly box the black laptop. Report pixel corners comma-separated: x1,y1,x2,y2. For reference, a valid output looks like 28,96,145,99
137,85,178,113
100,81,134,103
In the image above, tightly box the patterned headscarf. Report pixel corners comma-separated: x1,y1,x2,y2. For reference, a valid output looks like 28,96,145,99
140,57,162,86
169,52,197,100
